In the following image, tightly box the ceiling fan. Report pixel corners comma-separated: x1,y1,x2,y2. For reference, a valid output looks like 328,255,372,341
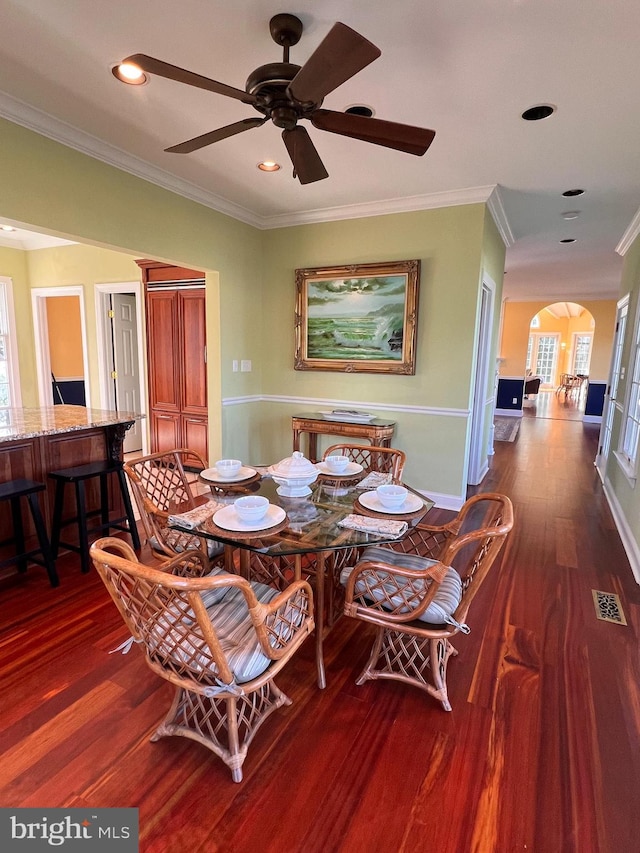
122,13,436,185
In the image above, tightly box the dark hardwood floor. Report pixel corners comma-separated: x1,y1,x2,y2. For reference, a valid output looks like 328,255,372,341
1,411,639,852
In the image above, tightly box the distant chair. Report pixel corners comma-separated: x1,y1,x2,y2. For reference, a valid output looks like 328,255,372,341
90,538,314,782
556,374,583,398
123,449,222,564
322,443,406,481
524,376,541,398
341,493,514,711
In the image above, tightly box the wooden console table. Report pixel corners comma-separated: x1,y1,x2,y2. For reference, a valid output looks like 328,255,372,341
292,412,396,462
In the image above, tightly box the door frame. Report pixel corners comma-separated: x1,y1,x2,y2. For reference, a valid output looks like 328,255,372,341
31,286,91,408
468,274,496,486
95,281,148,455
596,295,629,480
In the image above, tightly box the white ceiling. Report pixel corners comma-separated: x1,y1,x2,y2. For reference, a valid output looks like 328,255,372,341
1,0,639,303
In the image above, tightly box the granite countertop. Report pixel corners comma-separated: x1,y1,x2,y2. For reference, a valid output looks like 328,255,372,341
0,405,143,442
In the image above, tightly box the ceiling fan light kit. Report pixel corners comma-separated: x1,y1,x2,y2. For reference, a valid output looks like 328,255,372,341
120,13,435,184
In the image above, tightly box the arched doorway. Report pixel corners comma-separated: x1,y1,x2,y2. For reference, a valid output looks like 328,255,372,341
525,302,594,419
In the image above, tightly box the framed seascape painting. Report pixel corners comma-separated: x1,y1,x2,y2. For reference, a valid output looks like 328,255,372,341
294,259,420,374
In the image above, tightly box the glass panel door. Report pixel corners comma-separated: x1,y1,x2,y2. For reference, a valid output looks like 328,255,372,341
572,334,593,375
529,334,559,385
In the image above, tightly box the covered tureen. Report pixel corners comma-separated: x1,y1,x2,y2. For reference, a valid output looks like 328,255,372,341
268,451,319,497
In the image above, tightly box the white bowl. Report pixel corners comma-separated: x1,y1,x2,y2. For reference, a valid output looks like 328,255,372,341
376,484,408,509
215,458,242,478
234,495,269,522
325,454,350,473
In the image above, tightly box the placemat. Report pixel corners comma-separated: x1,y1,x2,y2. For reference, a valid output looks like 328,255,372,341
353,495,428,521
201,515,289,541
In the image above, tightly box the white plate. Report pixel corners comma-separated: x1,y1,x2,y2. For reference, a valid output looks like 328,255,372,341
320,411,376,423
358,490,425,515
315,461,364,477
212,504,286,532
200,466,257,483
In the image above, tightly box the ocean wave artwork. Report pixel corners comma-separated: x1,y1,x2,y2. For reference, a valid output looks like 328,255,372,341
307,274,406,361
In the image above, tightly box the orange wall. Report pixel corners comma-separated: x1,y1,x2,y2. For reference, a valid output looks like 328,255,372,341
500,300,616,382
46,296,83,377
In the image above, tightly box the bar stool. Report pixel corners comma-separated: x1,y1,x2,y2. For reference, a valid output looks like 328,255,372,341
49,460,141,574
0,478,59,587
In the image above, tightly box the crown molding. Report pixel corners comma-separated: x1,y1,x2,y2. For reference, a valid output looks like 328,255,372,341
486,185,514,248
259,185,501,230
616,204,640,256
0,91,263,228
0,91,514,236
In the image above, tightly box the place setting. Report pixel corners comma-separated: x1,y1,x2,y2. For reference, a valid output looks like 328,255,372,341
204,495,288,539
353,483,429,520
315,453,364,480
199,457,261,489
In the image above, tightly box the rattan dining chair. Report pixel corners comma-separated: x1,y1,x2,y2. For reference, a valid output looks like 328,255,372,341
90,537,314,782
124,448,223,564
323,443,406,481
341,493,513,711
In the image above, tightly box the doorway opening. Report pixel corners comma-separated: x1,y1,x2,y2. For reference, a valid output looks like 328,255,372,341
95,282,146,455
525,302,594,420
31,287,91,408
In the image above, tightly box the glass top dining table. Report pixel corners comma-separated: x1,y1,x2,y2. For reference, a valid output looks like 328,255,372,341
170,469,434,688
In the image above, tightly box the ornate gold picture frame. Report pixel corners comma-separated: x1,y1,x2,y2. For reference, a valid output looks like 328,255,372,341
294,259,420,374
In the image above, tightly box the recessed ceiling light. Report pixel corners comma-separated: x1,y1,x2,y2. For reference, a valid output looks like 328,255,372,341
560,238,576,244
562,188,585,197
562,211,580,220
111,62,148,85
521,104,556,121
257,161,281,172
0,225,16,232
345,104,375,118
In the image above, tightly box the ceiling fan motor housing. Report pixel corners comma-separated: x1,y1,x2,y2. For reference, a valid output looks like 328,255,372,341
245,62,320,127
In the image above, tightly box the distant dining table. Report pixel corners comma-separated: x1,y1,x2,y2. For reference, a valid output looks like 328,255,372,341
170,466,434,688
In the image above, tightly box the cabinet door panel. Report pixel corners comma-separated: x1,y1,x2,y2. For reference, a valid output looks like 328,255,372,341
180,291,207,414
150,412,182,454
146,291,180,411
182,416,208,463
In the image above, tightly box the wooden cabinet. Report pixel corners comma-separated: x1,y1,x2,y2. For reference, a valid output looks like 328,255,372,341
137,261,208,460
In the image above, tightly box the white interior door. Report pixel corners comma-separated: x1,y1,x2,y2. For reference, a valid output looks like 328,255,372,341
95,282,146,456
112,294,142,453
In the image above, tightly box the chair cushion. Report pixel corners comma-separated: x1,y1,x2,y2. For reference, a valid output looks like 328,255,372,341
149,532,224,560
340,545,462,625
150,579,299,685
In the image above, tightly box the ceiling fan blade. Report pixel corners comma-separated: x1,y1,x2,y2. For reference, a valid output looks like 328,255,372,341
165,118,267,154
311,109,436,156
282,127,329,184
123,54,257,105
288,22,381,104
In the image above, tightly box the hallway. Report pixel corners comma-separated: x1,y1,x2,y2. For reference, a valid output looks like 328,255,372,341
523,386,588,421
1,413,639,852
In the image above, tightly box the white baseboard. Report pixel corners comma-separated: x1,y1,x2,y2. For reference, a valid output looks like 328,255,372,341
495,408,523,418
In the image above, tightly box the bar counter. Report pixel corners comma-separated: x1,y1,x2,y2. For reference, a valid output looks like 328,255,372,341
0,406,143,566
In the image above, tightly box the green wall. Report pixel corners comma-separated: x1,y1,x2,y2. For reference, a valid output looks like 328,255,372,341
0,117,263,458
248,203,497,500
